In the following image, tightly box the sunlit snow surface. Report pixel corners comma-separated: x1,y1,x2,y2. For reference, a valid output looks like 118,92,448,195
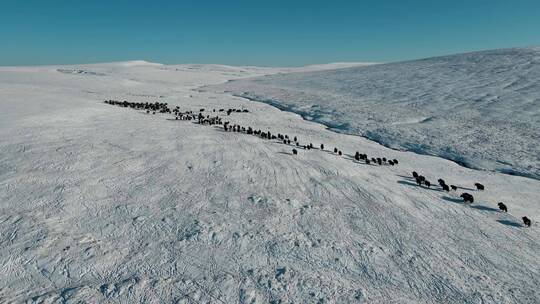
0,59,539,303
210,47,540,179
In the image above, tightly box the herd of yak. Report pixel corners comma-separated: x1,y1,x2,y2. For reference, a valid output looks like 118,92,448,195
410,171,531,227
103,99,533,228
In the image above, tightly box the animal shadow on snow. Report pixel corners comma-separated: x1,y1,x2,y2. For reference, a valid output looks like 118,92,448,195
397,180,420,187
277,151,293,156
470,205,499,212
396,174,415,180
441,196,463,205
212,127,229,132
397,179,443,192
497,219,522,228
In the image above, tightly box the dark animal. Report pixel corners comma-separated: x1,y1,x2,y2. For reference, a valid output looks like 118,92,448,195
474,183,485,191
415,178,422,186
412,171,419,178
418,176,425,182
441,184,450,191
451,185,457,191
292,149,297,155
497,202,507,212
393,159,399,164
320,144,324,150
424,180,431,188
334,148,338,153
338,151,342,156
460,193,474,203
522,217,531,227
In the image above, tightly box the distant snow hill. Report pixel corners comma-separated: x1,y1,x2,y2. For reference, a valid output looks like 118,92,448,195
209,47,540,180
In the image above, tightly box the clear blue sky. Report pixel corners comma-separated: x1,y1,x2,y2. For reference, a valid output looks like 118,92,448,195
1,0,539,66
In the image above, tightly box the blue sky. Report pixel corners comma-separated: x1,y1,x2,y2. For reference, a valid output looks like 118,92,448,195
1,0,539,66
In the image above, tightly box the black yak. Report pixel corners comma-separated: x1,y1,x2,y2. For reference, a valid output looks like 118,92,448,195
522,217,531,227
474,183,485,190
441,184,450,191
450,185,457,191
292,149,298,155
412,171,419,178
418,175,425,182
393,159,399,164
424,180,431,188
338,151,342,156
460,193,474,203
320,144,324,150
334,148,338,153
415,178,422,186
366,159,371,165
497,202,507,212
388,160,394,165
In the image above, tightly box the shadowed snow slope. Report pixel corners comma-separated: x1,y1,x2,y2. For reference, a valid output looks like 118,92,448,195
0,61,539,303
209,47,540,180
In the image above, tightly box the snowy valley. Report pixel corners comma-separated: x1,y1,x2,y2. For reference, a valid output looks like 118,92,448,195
0,57,539,303
209,47,540,180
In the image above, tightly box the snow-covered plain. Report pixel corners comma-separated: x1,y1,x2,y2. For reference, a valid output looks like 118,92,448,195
209,47,540,180
0,60,539,303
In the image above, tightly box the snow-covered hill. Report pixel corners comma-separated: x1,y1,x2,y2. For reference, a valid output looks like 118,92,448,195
0,61,539,303
209,47,540,180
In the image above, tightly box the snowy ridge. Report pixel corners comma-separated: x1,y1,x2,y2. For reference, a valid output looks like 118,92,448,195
208,47,540,180
0,61,539,303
